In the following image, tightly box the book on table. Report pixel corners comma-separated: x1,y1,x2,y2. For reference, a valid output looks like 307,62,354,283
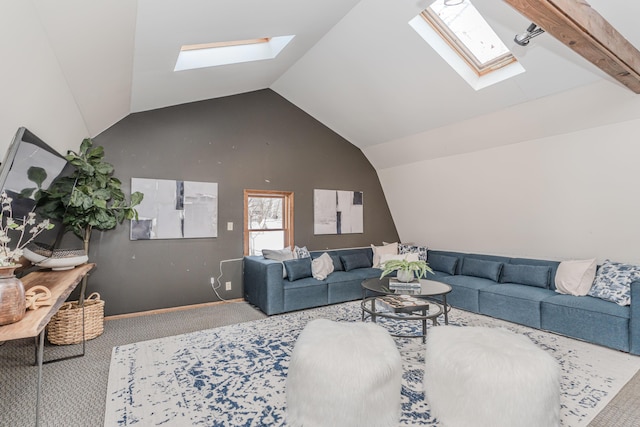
377,294,430,313
389,279,421,291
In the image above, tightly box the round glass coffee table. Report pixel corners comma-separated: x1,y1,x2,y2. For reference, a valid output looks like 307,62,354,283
360,295,442,343
361,277,452,325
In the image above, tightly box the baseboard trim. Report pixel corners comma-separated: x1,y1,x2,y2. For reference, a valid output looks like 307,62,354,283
105,298,245,321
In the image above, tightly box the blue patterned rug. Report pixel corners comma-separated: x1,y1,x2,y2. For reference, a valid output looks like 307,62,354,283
105,301,639,426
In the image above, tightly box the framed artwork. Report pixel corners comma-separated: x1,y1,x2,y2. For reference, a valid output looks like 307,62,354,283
314,189,363,235
130,178,218,240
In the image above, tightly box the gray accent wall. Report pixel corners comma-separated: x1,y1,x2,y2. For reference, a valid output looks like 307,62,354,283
86,89,397,316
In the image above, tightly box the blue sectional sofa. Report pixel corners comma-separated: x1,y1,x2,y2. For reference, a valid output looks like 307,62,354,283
244,247,381,316
425,250,640,355
243,246,640,355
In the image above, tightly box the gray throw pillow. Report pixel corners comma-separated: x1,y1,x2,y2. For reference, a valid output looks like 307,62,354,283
501,264,551,288
461,258,503,282
283,258,313,281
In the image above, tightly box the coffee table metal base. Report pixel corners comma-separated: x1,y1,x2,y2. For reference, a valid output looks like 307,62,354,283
361,297,443,343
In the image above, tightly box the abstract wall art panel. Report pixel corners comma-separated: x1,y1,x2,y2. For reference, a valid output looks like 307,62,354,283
130,178,218,240
314,189,363,235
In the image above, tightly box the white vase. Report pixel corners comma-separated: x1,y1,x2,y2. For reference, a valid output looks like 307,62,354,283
396,269,414,283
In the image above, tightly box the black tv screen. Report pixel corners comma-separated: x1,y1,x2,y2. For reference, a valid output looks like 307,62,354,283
0,127,74,251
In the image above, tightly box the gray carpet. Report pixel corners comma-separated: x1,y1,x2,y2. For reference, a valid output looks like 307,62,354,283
1,301,638,426
0,301,266,427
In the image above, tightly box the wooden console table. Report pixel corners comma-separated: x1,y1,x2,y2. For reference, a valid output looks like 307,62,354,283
0,263,96,426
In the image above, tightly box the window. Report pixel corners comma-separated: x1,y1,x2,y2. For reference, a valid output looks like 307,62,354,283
244,190,294,256
409,0,525,90
174,35,295,71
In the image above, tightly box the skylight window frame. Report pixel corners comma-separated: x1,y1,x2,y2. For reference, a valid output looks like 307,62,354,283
420,7,517,77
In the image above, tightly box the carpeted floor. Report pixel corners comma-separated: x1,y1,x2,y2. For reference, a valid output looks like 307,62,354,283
0,300,639,426
103,301,640,426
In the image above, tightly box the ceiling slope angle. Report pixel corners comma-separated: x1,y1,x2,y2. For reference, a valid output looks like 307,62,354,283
272,0,609,150
130,0,361,113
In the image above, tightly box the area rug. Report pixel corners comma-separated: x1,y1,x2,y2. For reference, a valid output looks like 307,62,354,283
104,301,640,426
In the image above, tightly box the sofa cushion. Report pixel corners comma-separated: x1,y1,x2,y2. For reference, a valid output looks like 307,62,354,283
461,258,503,282
341,253,372,271
330,255,344,271
398,243,428,261
588,260,640,306
284,258,313,281
501,263,551,288
371,242,398,268
294,245,311,259
554,259,597,296
263,247,294,278
428,253,458,275
311,252,334,280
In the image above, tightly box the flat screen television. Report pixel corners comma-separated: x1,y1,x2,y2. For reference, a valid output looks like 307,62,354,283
0,127,75,260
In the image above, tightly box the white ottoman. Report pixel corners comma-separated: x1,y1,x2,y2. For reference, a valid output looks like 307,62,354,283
424,326,560,427
286,319,402,427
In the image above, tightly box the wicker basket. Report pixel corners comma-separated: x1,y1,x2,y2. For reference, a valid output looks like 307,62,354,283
46,292,105,345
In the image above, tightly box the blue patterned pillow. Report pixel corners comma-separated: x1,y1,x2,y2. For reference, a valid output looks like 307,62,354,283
294,245,311,259
398,243,428,262
587,260,640,306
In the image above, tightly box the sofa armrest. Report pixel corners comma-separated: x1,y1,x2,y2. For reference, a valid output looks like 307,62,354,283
630,280,640,355
243,256,286,315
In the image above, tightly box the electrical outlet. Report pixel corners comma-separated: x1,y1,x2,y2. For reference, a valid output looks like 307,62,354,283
225,281,232,291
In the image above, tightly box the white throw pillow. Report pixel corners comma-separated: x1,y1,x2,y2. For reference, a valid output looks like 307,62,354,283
262,247,294,278
379,252,420,266
555,258,597,296
371,242,398,268
312,252,335,280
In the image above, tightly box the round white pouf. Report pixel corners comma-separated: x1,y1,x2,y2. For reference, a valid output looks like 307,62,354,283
424,326,560,427
286,319,402,427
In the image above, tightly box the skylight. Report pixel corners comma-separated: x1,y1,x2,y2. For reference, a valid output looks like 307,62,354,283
409,0,524,90
174,35,295,71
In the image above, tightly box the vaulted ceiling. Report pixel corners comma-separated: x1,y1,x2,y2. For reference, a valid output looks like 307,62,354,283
31,0,640,154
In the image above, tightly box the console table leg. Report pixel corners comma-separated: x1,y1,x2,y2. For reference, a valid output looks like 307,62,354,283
35,330,45,426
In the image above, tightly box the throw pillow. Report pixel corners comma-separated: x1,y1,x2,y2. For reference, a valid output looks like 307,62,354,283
587,260,640,306
379,252,420,266
555,259,597,296
501,264,551,288
330,255,344,271
461,258,503,282
262,247,294,278
283,258,313,281
398,243,428,261
427,253,458,275
341,253,372,271
311,252,334,280
371,242,398,268
294,245,311,259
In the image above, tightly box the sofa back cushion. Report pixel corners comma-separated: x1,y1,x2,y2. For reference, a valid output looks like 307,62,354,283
427,253,458,275
283,258,313,281
461,258,503,282
330,255,344,271
500,263,551,288
340,253,372,271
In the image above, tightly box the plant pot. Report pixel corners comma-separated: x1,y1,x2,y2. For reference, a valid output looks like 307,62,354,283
0,265,26,325
396,269,415,283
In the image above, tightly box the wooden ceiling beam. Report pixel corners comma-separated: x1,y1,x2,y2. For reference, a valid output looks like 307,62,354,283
503,0,640,93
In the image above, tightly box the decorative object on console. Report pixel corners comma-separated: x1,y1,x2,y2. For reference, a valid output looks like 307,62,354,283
0,265,26,325
380,258,433,282
23,242,88,271
130,177,215,240
313,189,363,235
24,285,52,310
587,260,640,306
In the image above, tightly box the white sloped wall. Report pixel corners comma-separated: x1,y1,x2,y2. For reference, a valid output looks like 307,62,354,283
373,86,640,264
0,1,88,156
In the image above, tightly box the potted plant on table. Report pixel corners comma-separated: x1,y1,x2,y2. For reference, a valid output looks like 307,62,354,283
380,258,434,282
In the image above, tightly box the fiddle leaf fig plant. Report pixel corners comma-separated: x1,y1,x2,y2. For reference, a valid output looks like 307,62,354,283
35,138,143,255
